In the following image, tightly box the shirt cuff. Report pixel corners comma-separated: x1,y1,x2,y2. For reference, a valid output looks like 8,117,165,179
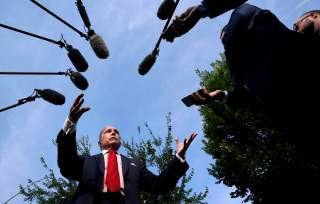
223,90,229,103
175,153,186,163
62,116,76,134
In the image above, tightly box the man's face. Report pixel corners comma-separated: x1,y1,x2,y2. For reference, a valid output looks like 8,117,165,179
294,12,320,37
99,126,121,150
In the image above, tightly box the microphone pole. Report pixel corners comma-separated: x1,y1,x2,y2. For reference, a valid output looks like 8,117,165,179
0,93,38,112
0,69,89,90
76,0,92,30
0,23,64,47
156,0,180,51
0,23,89,72
0,89,66,112
29,0,89,40
0,71,66,75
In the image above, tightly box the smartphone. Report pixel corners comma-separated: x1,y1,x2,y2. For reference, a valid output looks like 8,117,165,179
181,94,195,107
181,89,205,107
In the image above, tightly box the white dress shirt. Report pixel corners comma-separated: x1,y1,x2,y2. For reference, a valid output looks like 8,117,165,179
101,149,125,193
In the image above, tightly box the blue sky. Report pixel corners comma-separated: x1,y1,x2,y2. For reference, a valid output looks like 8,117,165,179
0,0,319,203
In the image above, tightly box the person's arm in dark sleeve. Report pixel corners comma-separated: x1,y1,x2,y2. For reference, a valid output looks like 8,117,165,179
139,157,189,194
163,2,260,42
139,132,197,194
56,94,90,181
56,124,84,181
226,85,262,110
199,0,248,18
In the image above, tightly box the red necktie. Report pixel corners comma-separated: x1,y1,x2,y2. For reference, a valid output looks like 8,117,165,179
105,150,121,192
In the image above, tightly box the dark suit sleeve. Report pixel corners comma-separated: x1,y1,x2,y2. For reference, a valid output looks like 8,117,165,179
139,157,189,194
227,87,262,110
199,0,248,18
56,129,84,181
222,4,265,109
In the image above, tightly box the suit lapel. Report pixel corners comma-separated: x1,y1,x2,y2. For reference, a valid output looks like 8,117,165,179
95,153,105,176
121,155,129,178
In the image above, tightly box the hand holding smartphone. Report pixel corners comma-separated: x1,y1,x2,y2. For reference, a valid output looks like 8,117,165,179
181,88,206,107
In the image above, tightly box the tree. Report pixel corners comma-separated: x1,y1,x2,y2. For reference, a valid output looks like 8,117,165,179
18,136,91,204
18,114,207,203
197,54,320,203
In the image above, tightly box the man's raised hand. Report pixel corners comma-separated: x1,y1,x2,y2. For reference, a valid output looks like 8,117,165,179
68,94,90,123
175,132,197,158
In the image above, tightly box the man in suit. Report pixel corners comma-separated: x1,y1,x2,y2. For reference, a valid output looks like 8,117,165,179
57,94,197,204
165,2,320,133
166,2,320,202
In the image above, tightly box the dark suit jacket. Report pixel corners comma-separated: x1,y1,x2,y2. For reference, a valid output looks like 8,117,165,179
220,4,319,117
57,129,189,204
214,3,319,156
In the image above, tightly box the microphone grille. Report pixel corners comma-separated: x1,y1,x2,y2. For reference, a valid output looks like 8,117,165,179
157,0,175,20
89,34,109,59
70,72,89,90
37,89,65,105
67,48,89,72
138,53,157,75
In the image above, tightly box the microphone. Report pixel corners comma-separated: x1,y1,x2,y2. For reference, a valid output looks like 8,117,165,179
157,0,176,20
88,31,109,59
66,45,89,72
138,49,158,75
69,71,89,90
76,0,91,28
36,89,65,105
138,0,181,75
0,69,89,91
0,88,66,113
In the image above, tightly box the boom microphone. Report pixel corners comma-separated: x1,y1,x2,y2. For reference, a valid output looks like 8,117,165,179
88,31,109,59
138,49,158,75
76,0,91,28
138,0,181,75
66,45,89,72
157,0,175,20
70,71,89,90
0,69,88,91
36,89,65,105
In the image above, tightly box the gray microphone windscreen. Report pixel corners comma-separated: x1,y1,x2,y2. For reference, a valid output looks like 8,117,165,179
67,48,89,72
70,71,89,90
138,53,157,75
37,89,65,105
89,34,109,59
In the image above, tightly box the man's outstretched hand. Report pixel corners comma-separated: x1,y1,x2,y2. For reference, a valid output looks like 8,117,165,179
68,94,90,123
162,6,202,42
176,132,197,158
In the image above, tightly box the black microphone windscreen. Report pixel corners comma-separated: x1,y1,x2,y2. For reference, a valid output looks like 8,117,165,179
157,0,175,20
70,71,89,90
67,48,89,72
37,89,65,105
138,53,157,75
89,34,109,59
